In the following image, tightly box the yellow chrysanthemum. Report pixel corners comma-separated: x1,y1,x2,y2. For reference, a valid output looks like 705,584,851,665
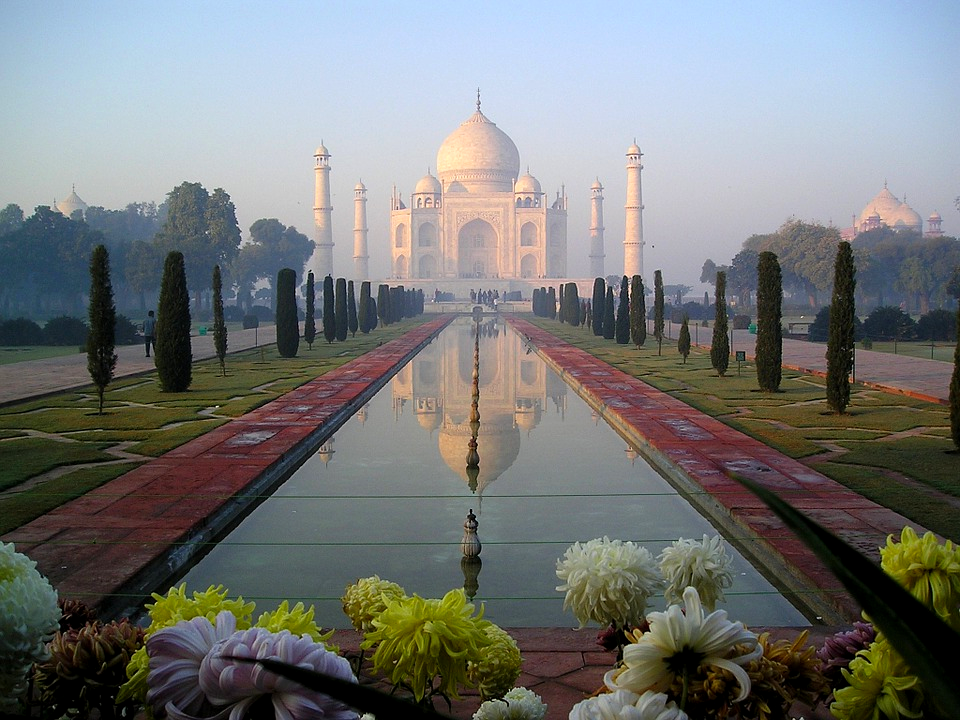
116,584,255,705
361,588,491,702
255,600,336,650
467,624,522,700
831,639,923,720
342,575,407,633
880,526,960,629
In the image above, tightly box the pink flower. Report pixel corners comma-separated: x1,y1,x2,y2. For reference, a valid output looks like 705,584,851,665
200,627,359,720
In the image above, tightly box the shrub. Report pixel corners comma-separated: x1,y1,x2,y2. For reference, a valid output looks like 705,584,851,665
43,316,89,346
223,305,244,322
862,306,916,341
0,317,44,345
732,314,751,330
275,268,300,358
242,315,259,329
916,309,957,341
334,277,348,341
755,251,783,393
247,305,273,322
826,241,856,414
155,251,192,392
114,315,139,345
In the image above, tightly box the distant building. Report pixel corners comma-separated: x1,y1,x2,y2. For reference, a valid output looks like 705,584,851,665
841,183,943,239
55,185,88,218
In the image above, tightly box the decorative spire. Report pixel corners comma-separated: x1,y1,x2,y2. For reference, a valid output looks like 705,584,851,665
476,87,481,112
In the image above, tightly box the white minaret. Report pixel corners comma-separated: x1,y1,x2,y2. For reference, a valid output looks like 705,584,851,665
623,140,644,279
353,180,369,280
311,142,334,279
589,178,605,278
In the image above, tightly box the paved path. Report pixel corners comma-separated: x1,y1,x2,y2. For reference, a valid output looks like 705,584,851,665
0,324,278,406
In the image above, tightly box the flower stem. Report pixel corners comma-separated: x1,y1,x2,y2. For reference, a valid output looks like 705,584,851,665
681,664,689,711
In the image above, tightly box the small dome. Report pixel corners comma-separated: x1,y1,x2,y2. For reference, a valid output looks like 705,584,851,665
415,172,442,195
591,178,603,191
315,144,330,157
627,142,641,156
929,211,942,222
56,187,87,218
514,171,541,195
355,181,366,191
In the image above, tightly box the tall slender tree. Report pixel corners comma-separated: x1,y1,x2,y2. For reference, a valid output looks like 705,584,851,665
755,251,783,392
323,275,336,342
678,314,691,364
826,241,856,413
630,274,646,349
347,280,359,337
654,270,665,355
377,284,390,327
557,283,566,323
334,277,348,341
592,278,606,337
87,244,116,414
565,283,581,326
950,304,960,451
156,251,192,392
275,268,300,358
303,271,316,349
615,276,630,344
711,271,730,377
358,281,371,333
212,264,228,375
603,287,616,340
547,286,557,320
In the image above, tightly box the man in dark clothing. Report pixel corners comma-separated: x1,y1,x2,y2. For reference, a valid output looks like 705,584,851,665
143,310,156,357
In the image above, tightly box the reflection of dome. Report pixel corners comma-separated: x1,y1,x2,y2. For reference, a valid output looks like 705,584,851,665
515,403,541,432
415,172,442,195
514,171,541,194
436,105,520,192
438,416,520,492
56,187,88,218
417,409,442,432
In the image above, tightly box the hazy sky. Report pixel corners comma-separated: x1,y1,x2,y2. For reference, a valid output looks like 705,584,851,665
2,1,958,287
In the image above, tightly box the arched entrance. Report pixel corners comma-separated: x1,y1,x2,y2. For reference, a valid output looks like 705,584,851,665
520,253,538,278
457,218,498,278
418,254,437,278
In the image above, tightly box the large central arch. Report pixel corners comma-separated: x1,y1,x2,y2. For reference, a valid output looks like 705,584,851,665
457,218,499,278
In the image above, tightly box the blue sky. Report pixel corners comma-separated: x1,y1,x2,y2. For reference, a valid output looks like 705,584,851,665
1,1,957,287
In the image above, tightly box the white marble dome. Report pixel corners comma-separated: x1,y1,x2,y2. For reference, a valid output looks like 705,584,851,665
414,171,442,195
856,186,922,231
436,108,520,192
56,187,87,218
514,170,541,194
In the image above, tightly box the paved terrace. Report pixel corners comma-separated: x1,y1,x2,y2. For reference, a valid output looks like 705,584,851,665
4,315,944,718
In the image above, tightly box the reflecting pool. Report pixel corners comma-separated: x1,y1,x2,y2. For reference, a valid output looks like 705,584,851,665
179,316,808,628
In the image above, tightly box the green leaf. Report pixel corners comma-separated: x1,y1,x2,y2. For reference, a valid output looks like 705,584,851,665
731,473,960,716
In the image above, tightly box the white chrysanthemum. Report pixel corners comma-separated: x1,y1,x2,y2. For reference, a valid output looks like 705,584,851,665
0,542,60,712
658,534,733,611
606,586,761,703
569,689,689,720
473,687,547,720
556,537,663,628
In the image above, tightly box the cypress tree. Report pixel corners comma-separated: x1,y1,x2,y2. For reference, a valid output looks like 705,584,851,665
565,283,581,326
630,274,646,348
592,278,605,336
711,270,730,377
358,281,371,333
347,280,358,337
615,276,630,344
156,250,192,392
531,288,540,317
212,264,228,375
950,305,960,450
557,283,565,323
303,271,316,349
678,314,691,364
826,241,856,413
335,277,348,341
275,268,300,358
87,244,116,414
547,286,557,319
368,296,378,330
323,275,336,342
654,270,665,355
603,287,616,340
755,251,783,392
377,284,390,326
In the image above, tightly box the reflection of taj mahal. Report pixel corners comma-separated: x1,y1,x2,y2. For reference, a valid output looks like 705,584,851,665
392,318,567,493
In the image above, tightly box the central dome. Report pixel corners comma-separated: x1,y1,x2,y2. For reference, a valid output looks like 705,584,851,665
436,108,520,193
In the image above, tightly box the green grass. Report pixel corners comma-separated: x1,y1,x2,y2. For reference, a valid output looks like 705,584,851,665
0,437,117,491
862,340,955,363
0,345,83,365
529,317,960,541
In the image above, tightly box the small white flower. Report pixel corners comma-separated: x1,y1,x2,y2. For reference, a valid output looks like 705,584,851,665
556,537,663,628
569,689,689,720
658,534,733,611
473,687,547,720
0,542,60,712
606,586,761,703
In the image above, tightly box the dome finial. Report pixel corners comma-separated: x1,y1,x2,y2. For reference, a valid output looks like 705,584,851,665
476,87,481,112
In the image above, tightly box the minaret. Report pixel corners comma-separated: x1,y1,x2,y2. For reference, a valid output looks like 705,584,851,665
353,180,369,280
623,140,644,279
589,178,605,278
311,142,334,279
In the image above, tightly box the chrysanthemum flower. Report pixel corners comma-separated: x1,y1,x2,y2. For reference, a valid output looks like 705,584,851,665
658,534,733,612
255,600,336,650
467,624,522,700
200,627,358,720
362,588,491,702
472,686,547,720
880,526,960,629
0,542,60,712
605,586,761,703
817,622,876,689
342,575,407,633
831,638,923,720
556,537,663,629
569,689,689,720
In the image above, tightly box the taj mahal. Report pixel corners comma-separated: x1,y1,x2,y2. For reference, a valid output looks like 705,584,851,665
308,93,645,297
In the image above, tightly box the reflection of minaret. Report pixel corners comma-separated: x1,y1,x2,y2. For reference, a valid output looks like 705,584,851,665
317,437,336,466
311,143,334,279
356,403,369,425
466,322,481,495
589,178,605,278
353,181,369,280
623,141,644,279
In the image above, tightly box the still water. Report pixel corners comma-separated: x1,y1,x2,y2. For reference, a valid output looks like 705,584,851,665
179,316,807,628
